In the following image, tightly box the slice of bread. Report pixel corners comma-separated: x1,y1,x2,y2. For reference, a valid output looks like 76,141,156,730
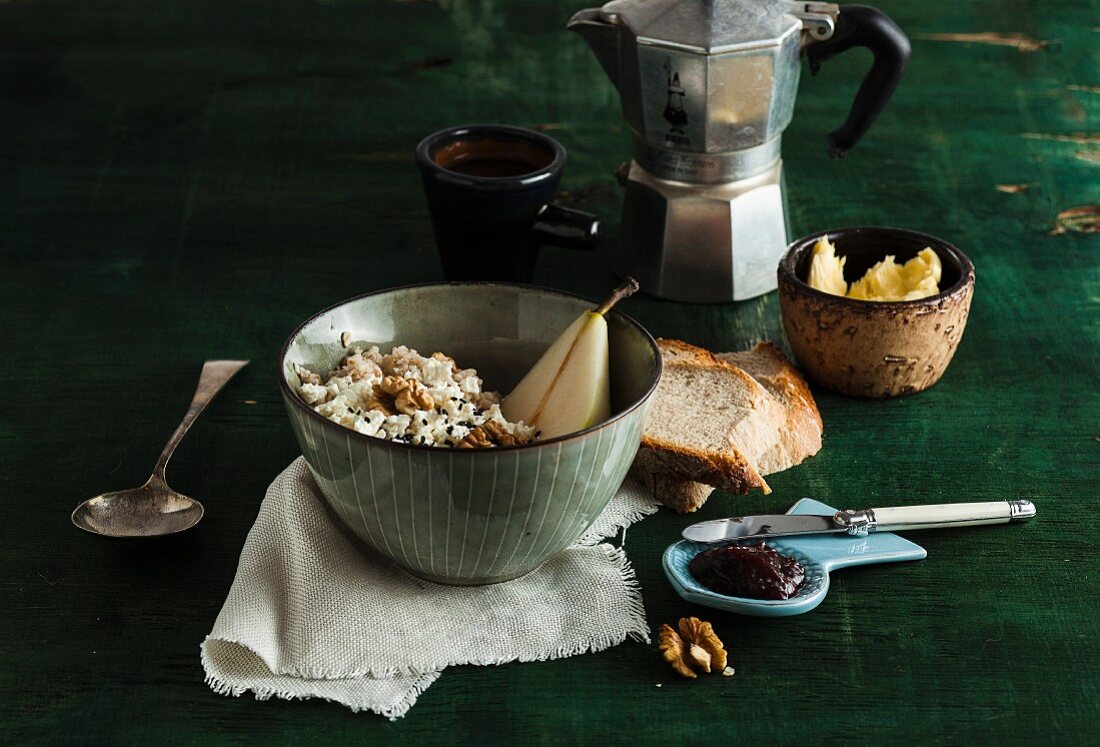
718,341,823,476
631,339,823,513
629,340,786,504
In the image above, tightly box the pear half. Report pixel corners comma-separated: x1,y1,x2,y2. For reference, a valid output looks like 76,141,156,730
502,278,639,440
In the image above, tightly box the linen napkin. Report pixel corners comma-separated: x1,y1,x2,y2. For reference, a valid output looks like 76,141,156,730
201,458,660,718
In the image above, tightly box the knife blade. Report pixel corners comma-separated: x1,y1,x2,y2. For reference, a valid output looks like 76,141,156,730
681,514,843,544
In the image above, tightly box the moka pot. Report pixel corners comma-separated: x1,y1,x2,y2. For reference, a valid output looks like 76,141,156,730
568,0,910,301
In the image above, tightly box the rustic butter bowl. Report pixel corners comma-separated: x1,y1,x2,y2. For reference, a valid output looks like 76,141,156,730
778,227,975,398
279,282,661,585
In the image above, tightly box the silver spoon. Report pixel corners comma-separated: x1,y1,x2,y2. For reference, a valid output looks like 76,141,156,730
72,359,249,537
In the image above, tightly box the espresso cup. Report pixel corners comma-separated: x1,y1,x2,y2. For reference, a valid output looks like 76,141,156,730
415,125,600,283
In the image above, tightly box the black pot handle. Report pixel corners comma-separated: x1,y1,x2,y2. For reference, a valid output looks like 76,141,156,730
806,5,911,157
530,203,600,251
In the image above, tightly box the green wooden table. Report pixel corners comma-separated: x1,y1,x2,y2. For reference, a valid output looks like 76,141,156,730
3,0,1097,743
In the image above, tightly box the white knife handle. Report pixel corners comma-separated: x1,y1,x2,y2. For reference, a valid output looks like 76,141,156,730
834,501,1036,534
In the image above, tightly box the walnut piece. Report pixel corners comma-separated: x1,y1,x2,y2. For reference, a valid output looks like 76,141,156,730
377,375,410,397
458,427,493,449
476,390,501,409
364,394,395,417
657,617,729,679
372,380,399,412
396,384,434,414
679,616,728,672
687,642,712,673
482,419,518,447
338,353,381,382
340,331,352,348
294,364,322,386
657,624,696,679
373,376,433,415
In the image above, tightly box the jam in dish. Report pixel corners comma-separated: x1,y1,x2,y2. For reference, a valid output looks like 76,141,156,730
688,542,806,600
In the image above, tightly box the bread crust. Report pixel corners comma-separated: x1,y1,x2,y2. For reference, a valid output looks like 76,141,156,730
633,435,770,495
653,337,722,366
628,465,714,513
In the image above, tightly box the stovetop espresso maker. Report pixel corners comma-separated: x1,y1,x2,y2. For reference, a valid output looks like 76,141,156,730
568,0,910,302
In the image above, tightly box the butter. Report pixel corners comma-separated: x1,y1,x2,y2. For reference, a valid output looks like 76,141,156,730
807,236,942,302
807,236,848,296
849,248,942,301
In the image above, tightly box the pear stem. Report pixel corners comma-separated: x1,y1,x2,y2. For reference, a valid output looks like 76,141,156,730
594,276,640,316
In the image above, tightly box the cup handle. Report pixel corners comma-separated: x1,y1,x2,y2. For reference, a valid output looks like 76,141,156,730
530,203,600,251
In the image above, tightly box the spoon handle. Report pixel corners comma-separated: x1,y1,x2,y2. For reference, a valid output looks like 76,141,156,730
150,360,249,483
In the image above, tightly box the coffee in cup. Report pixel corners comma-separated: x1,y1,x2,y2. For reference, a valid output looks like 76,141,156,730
415,125,600,283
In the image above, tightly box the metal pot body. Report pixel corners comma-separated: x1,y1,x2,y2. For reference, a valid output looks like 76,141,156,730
622,30,802,171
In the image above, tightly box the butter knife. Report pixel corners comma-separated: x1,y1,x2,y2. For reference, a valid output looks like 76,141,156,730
681,500,1037,544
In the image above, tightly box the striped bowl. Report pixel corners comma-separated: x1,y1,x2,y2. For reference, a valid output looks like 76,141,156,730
279,283,661,585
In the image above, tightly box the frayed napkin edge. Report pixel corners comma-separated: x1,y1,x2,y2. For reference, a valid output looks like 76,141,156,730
200,543,650,718
201,639,441,720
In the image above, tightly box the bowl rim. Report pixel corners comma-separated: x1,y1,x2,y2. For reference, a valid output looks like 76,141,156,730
278,280,663,454
778,226,975,309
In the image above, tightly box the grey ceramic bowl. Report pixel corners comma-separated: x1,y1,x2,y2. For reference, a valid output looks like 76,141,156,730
778,227,975,398
279,283,661,585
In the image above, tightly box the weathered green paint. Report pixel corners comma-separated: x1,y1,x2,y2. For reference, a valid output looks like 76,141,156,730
1,0,1096,743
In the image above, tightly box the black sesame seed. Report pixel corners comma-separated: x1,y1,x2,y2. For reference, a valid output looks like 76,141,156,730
422,418,428,425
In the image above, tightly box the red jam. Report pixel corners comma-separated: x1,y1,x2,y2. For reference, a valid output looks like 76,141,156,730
688,542,806,600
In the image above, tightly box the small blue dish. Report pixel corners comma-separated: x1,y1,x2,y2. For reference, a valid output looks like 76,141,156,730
663,499,927,617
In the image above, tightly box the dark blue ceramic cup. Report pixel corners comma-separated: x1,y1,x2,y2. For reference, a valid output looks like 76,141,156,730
416,124,600,282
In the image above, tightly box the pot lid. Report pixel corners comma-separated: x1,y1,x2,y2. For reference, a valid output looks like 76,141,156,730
599,0,805,54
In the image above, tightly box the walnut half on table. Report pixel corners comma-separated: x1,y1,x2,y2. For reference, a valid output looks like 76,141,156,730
657,617,729,679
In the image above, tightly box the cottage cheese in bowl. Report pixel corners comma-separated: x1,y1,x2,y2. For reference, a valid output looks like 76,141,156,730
293,345,537,448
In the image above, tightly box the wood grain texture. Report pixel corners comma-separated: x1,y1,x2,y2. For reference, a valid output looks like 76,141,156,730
1,0,1097,744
